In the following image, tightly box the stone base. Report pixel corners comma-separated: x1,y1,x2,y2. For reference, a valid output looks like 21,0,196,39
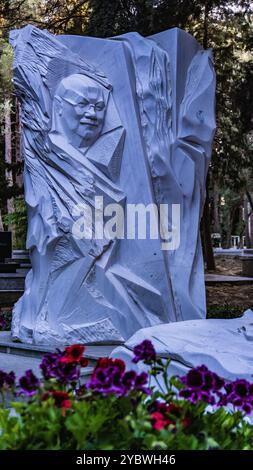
0,331,119,383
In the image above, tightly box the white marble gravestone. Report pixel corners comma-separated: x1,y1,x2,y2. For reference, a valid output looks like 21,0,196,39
111,310,253,385
10,26,216,345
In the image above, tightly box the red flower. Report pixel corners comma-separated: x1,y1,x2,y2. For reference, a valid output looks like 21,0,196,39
96,357,125,373
151,412,167,430
41,390,71,409
80,357,89,368
151,412,174,431
150,401,189,432
167,403,182,417
41,392,50,401
182,417,191,429
51,390,71,409
60,344,86,364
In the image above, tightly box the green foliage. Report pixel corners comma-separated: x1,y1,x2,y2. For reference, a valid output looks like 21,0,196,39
207,304,245,319
219,188,243,241
177,1,253,191
0,41,13,97
1,349,253,450
2,390,253,450
0,0,39,38
66,396,135,450
3,197,27,249
0,400,69,450
35,0,90,34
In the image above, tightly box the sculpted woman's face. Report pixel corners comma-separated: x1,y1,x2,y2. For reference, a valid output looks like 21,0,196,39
53,74,107,149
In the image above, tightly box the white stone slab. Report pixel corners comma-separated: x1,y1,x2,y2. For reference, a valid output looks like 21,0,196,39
111,310,253,382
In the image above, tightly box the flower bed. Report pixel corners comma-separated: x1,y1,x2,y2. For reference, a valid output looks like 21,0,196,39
0,308,12,331
0,341,253,450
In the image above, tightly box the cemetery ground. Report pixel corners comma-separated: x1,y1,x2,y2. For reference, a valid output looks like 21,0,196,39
206,255,253,318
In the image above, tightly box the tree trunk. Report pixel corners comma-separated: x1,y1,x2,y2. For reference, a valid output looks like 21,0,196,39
0,211,4,231
212,179,221,234
4,98,15,224
203,1,210,49
201,3,215,270
225,204,238,249
15,98,23,188
202,182,216,271
244,196,251,248
246,189,253,213
239,218,246,248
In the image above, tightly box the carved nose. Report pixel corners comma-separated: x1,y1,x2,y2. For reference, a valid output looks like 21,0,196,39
84,106,96,119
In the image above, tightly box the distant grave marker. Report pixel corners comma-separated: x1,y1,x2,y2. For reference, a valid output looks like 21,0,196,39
0,232,12,261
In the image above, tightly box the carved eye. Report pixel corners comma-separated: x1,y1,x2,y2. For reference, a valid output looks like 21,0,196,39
78,99,89,108
95,101,105,111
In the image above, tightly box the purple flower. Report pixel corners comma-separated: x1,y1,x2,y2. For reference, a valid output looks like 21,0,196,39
87,357,150,397
233,380,251,397
180,388,216,405
19,370,40,396
5,371,16,387
122,371,137,390
76,384,87,397
179,365,224,405
221,379,253,415
0,370,16,390
183,369,204,388
87,358,125,396
40,350,80,384
134,372,151,395
132,340,156,364
0,316,6,331
40,352,59,380
0,370,6,388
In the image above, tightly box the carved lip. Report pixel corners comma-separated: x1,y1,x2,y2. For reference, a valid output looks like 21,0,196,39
80,121,99,127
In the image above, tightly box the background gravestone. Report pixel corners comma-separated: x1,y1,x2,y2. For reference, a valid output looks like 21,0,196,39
0,232,12,261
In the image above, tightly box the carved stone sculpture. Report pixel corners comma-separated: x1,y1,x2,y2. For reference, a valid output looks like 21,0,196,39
10,26,216,345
